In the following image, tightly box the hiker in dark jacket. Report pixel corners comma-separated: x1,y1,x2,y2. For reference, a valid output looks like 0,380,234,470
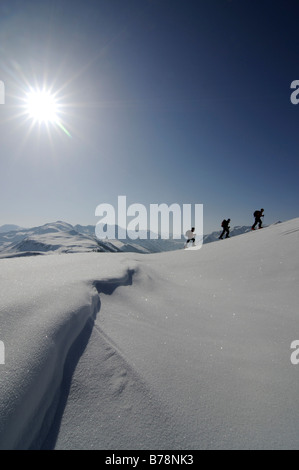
252,209,264,230
219,219,231,239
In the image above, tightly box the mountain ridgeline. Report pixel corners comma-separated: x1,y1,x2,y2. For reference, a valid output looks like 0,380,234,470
0,221,266,258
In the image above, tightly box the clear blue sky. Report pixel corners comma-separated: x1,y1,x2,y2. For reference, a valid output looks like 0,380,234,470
0,0,299,233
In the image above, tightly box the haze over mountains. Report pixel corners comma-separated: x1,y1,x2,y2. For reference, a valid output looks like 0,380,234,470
0,224,24,233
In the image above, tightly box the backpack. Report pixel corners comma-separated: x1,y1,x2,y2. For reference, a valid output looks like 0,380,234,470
253,210,259,218
221,220,226,227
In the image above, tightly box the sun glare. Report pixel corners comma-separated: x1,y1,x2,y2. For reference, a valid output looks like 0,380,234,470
25,89,58,124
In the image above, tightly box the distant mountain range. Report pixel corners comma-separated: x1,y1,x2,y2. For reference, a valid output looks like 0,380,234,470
0,221,277,259
0,221,183,258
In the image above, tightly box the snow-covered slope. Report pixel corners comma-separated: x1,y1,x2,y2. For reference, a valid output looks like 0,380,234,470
0,218,298,449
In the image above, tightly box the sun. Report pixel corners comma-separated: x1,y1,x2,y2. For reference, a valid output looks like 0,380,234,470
25,89,58,124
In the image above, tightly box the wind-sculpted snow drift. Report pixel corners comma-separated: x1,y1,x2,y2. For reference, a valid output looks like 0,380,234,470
0,259,138,449
0,218,298,449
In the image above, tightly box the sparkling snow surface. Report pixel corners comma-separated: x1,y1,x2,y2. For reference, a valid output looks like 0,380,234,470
0,219,298,449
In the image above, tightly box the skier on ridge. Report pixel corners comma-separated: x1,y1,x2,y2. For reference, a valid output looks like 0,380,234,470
219,219,231,239
252,208,264,230
185,227,196,248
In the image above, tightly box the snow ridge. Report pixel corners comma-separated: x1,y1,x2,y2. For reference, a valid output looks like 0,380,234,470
0,293,100,450
0,267,136,450
1,219,298,449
